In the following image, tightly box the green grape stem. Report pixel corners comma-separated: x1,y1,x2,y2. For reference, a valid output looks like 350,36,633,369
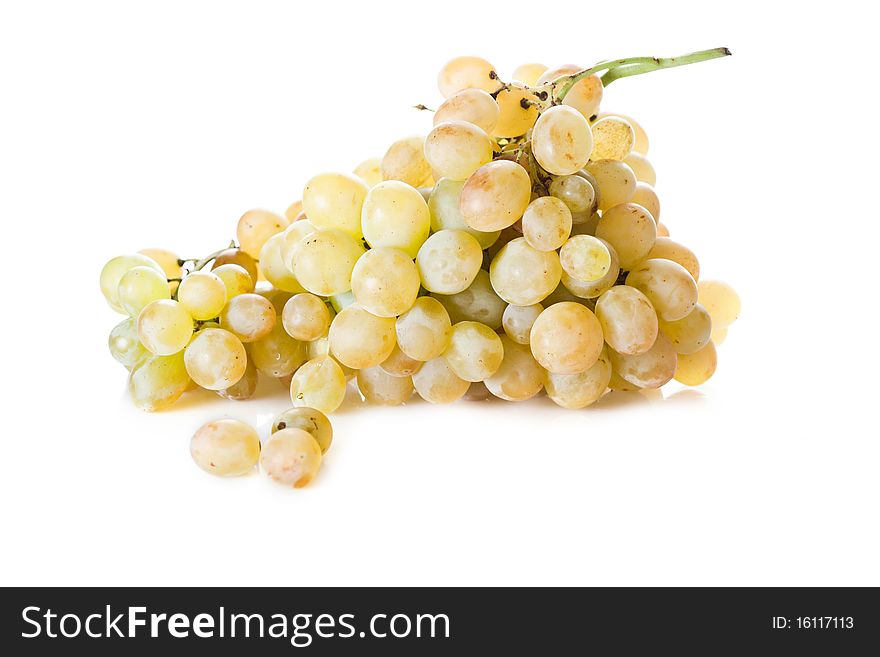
547,47,731,101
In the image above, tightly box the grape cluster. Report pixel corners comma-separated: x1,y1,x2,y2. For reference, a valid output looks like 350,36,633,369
101,49,738,487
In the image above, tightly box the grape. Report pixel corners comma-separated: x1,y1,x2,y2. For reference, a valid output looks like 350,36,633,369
511,62,547,86
437,56,500,97
549,175,596,214
484,335,543,401
595,202,657,269
425,120,494,181
357,367,414,406
177,270,227,321
608,370,642,392
137,299,193,355
643,237,699,281
585,160,637,211
284,200,303,223
329,291,356,313
353,157,383,187
595,285,659,355
184,327,247,390
220,293,276,342
100,254,164,313
674,341,718,386
412,356,470,403
493,84,540,138
597,112,649,154
522,196,572,251
428,178,500,248
138,248,182,283
559,235,612,282
711,326,728,346
659,303,712,354
328,305,396,369
217,358,258,401
531,105,592,176
351,247,420,317
380,136,432,186
128,351,190,411
108,317,148,368
282,293,331,341
272,407,333,453
302,172,369,239
590,116,635,161
560,239,619,299
657,223,670,237
212,263,254,298
434,269,506,329
416,229,483,295
623,152,656,186
291,229,366,296
626,259,698,322
502,303,542,345
463,381,492,401
280,219,317,267
190,419,260,477
249,322,306,378
558,73,603,119
290,356,347,414
361,180,431,257
608,332,677,388
632,182,661,222
259,232,305,293
697,280,741,328
212,248,259,284
459,160,531,232
530,301,603,374
236,209,288,258
433,88,499,134
443,321,504,382
544,348,612,409
379,344,423,377
489,237,561,306
261,428,322,488
395,296,452,361
260,289,294,314
117,266,170,316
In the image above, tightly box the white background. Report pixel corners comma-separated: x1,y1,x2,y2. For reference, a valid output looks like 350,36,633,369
1,0,877,586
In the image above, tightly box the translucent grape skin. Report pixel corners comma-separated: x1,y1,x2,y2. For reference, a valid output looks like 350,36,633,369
485,335,544,401
361,180,431,258
433,88,499,134
521,196,572,252
261,428,323,488
424,120,494,181
190,419,261,477
117,265,170,317
489,237,562,306
586,160,637,212
590,116,635,161
249,322,306,378
595,285,659,355
328,304,396,370
212,248,259,284
236,209,289,258
623,151,656,185
128,351,190,411
544,348,612,409
437,56,501,98
177,270,227,321
417,229,483,295
259,232,306,294
212,263,254,298
659,303,713,355
381,136,432,187
354,158,383,187
428,177,500,249
511,62,547,86
351,247,420,318
698,280,741,328
549,175,596,215
502,303,543,345
412,356,470,404
434,269,506,330
530,301,604,374
538,65,604,120
626,259,698,322
379,344,423,377
108,317,149,368
217,358,258,401
443,321,504,382
560,238,620,299
608,332,677,389
272,407,333,453
137,299,194,356
597,111,649,154
220,293,276,343
138,248,182,281
290,356,347,414
282,293,331,342
595,202,657,269
459,160,531,232
559,235,612,283
642,237,699,281
357,367,414,406
674,341,718,386
396,296,452,361
302,172,369,239
184,327,247,390
284,199,303,223
492,84,540,138
531,105,593,176
292,229,366,296
632,182,661,222
100,253,164,313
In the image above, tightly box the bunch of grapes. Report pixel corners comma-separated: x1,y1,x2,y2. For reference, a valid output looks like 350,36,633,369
100,48,740,487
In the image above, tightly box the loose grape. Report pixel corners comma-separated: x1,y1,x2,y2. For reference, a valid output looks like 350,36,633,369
220,293,276,343
381,136,432,187
502,303,542,345
290,356,347,414
434,269,506,330
595,202,657,269
292,229,366,296
184,328,247,390
261,428,322,488
396,297,452,361
282,293,331,342
522,196,572,251
559,235,612,283
416,229,483,295
433,88,500,134
191,419,260,477
608,332,677,389
212,263,254,298
425,120,494,181
428,178,500,249
531,105,593,176
117,266,170,316
595,285,659,355
626,259,698,322
177,270,227,320
489,237,561,306
412,356,470,403
437,56,501,98
357,367,414,406
302,172,368,239
697,280,741,328
485,335,543,401
351,247,420,318
137,299,193,356
249,322,306,378
590,116,635,161
659,303,713,354
100,254,164,313
530,302,604,374
544,348,612,409
236,209,288,258
128,351,190,411
108,317,149,368
272,407,333,453
443,321,504,382
328,305,396,370
585,160,637,211
459,160,531,232
361,180,431,257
